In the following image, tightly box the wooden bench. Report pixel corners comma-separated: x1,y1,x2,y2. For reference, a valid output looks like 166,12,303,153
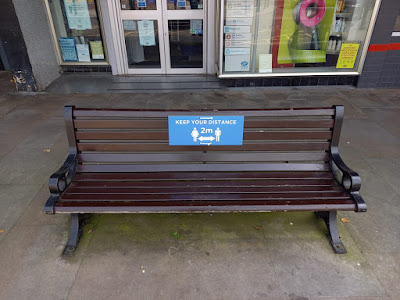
45,106,366,255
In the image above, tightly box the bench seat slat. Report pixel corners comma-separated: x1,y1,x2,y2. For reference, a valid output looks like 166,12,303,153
74,130,332,140
73,108,335,118
60,191,350,201
77,163,330,173
77,142,331,152
70,178,338,187
78,152,330,163
54,200,355,213
73,119,335,129
73,171,333,181
65,186,344,194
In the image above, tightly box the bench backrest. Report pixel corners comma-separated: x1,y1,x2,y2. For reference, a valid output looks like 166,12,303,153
65,106,343,173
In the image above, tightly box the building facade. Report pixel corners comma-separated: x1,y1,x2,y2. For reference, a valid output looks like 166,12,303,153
1,0,399,91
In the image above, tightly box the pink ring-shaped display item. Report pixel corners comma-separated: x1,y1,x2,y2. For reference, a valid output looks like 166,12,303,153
299,0,326,27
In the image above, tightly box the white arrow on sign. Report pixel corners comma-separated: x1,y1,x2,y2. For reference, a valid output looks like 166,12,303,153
198,136,215,142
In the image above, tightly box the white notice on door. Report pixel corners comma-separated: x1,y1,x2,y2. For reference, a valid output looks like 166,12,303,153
76,44,91,62
138,20,155,46
259,54,273,73
225,55,250,72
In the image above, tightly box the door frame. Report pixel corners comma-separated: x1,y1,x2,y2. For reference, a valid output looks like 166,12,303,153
162,2,206,74
101,0,215,75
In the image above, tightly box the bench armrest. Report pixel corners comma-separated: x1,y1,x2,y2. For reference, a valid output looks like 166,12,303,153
331,152,361,192
48,153,77,195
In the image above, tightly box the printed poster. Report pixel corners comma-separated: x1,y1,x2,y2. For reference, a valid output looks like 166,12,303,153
190,20,203,34
89,41,104,59
336,43,359,69
225,40,251,47
224,26,251,34
59,38,78,62
225,48,251,55
259,54,272,73
225,33,252,41
177,0,186,7
277,0,336,64
63,0,92,30
225,54,250,72
137,0,146,7
123,20,137,31
76,44,91,62
225,18,253,26
138,20,156,46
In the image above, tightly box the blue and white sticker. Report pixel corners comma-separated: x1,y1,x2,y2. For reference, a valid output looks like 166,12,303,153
168,116,244,146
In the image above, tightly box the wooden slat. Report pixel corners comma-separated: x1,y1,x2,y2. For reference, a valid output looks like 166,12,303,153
70,178,338,188
74,120,166,129
245,119,334,128
54,200,356,213
76,131,168,140
76,163,330,173
75,130,332,141
73,119,334,130
73,171,334,181
60,191,350,201
66,186,344,195
78,152,330,163
77,142,331,152
73,108,335,118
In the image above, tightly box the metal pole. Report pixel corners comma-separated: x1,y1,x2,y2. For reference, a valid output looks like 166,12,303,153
251,0,261,72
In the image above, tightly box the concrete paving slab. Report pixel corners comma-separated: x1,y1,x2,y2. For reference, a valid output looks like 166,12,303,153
171,240,283,299
366,158,400,195
0,94,29,116
363,107,400,139
0,184,42,240
340,168,400,253
16,118,65,150
341,119,400,158
0,146,62,184
0,131,31,159
15,184,69,226
146,97,187,109
340,89,399,108
362,251,400,298
268,240,386,298
0,225,80,300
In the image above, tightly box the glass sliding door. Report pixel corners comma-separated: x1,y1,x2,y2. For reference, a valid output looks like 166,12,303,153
119,0,206,74
120,0,166,74
163,1,206,74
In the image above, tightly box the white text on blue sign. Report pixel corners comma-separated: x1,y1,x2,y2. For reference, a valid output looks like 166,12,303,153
168,116,244,146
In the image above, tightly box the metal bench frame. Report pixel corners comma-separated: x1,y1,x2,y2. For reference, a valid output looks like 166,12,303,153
45,106,366,255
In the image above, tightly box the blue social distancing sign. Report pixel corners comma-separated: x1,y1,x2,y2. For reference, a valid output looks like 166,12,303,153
168,116,244,146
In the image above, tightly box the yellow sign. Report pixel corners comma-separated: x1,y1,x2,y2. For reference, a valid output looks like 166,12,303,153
336,43,360,69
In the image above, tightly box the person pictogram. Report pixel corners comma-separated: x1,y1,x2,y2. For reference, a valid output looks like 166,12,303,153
215,127,222,142
191,127,199,142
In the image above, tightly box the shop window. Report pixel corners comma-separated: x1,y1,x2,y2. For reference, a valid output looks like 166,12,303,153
47,0,107,64
220,0,378,75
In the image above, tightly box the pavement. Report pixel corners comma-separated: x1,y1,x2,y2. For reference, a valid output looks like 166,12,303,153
0,86,399,300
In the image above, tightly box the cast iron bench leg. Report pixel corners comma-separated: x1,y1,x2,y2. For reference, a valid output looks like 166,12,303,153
315,211,347,254
63,213,81,256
